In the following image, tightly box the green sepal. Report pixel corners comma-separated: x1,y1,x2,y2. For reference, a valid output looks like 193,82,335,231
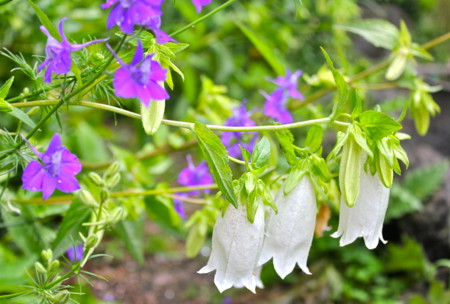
304,125,323,153
251,137,271,169
340,136,362,207
275,128,297,165
284,161,307,195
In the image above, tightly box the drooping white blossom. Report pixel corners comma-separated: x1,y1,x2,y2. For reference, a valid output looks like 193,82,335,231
198,202,265,293
258,176,316,278
332,168,390,249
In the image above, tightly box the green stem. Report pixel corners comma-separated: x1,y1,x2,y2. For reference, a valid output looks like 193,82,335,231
11,184,219,205
13,100,348,132
170,0,237,37
44,262,81,289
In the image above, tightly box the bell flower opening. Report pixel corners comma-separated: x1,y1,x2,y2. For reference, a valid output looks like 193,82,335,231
332,154,390,250
258,176,316,278
198,203,265,293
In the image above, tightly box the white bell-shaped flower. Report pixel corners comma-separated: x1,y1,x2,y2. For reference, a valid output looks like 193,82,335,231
258,176,316,278
198,202,265,293
332,168,390,249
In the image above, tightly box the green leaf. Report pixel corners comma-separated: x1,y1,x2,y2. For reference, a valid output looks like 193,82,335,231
194,122,238,207
403,161,449,201
337,19,399,50
236,22,286,75
52,200,91,258
386,183,421,221
0,99,13,112
27,0,62,41
321,48,350,120
114,217,145,266
144,188,182,234
251,137,271,169
2,206,50,255
0,76,14,99
304,125,323,152
7,107,36,128
359,110,402,140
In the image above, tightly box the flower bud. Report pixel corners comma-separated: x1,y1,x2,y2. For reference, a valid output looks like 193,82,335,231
41,249,53,265
88,172,104,187
110,207,125,223
49,260,60,273
141,99,165,135
23,87,30,95
34,261,47,274
79,190,99,208
105,173,120,188
49,290,70,304
85,235,99,249
104,162,120,179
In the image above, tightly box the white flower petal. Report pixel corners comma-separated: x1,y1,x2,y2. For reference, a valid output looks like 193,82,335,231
198,202,265,293
333,169,390,249
258,177,316,278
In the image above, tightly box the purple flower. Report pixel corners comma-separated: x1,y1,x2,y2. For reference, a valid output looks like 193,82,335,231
263,69,304,124
174,155,213,219
268,69,304,100
110,40,169,107
262,89,293,124
191,0,212,13
221,105,258,158
101,0,172,44
22,133,82,200
67,245,83,262
38,18,108,83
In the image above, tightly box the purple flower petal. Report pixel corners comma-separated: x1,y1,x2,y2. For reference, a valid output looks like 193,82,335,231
42,175,57,200
56,173,81,193
192,0,213,13
67,245,84,262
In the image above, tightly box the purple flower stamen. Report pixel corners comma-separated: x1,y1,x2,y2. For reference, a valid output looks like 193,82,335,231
22,133,82,200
